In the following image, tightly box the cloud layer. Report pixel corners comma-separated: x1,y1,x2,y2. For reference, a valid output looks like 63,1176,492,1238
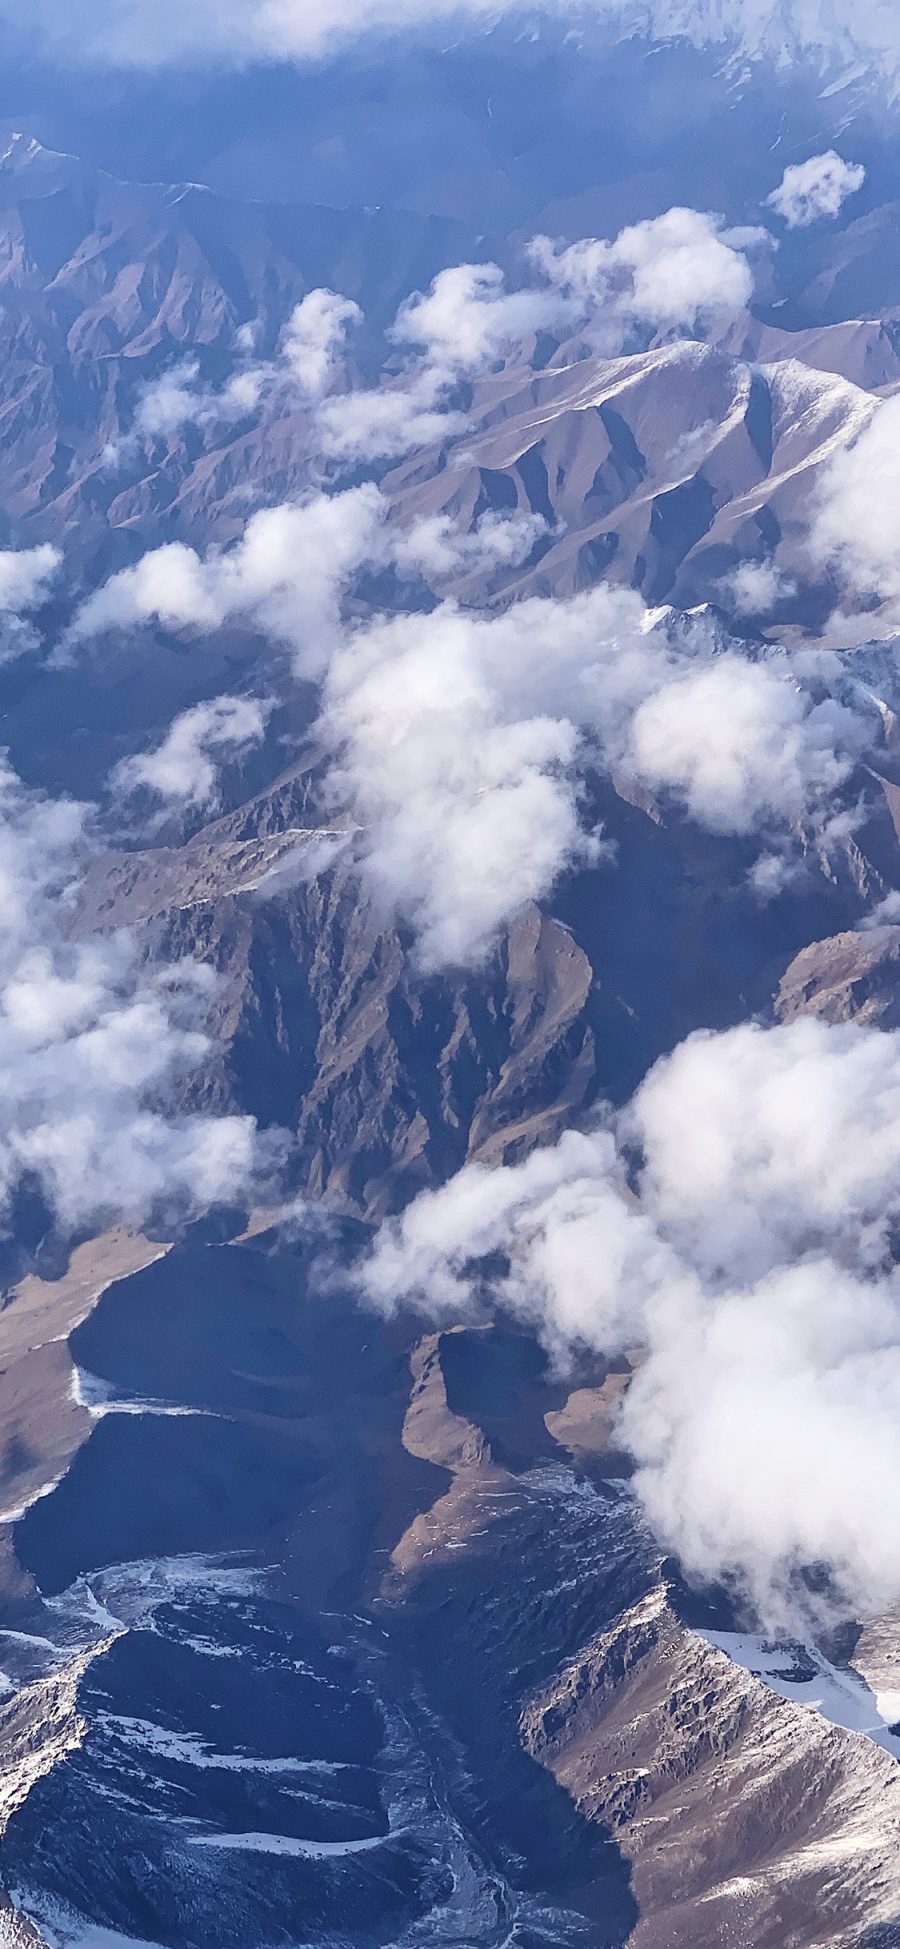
72,465,877,969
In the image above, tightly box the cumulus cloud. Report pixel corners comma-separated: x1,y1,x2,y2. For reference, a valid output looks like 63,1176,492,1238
74,548,646,970
315,364,469,463
862,889,900,929
323,614,587,968
111,694,270,812
109,216,759,478
268,215,756,470
391,508,545,580
626,1254,900,1626
362,1124,673,1344
628,1017,900,1281
0,758,276,1235
766,151,866,229
361,1013,900,1623
319,587,871,966
67,486,548,701
304,262,564,465
320,584,654,967
130,359,264,444
113,288,360,460
719,559,797,617
811,391,900,614
73,481,876,967
357,218,757,459
626,658,863,835
0,543,62,662
530,207,759,338
278,289,363,396
382,216,753,458
394,261,574,371
116,264,559,468
67,484,387,676
0,544,61,614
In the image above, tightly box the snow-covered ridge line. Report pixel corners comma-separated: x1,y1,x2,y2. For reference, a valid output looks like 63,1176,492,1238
601,0,900,90
700,1628,900,1759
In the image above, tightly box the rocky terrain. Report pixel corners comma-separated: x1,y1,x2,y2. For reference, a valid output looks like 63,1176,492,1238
0,12,896,1947
0,1235,899,1945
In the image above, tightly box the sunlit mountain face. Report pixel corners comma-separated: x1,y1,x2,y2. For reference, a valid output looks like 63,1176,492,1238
2,6,900,1948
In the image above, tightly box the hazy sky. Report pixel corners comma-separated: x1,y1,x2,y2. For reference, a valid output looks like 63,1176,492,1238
2,0,897,69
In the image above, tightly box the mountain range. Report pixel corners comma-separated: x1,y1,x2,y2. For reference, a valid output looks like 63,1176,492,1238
0,14,898,1948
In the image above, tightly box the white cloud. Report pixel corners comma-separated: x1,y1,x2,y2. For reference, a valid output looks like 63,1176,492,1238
766,151,866,229
811,391,900,612
627,1017,900,1620
629,1017,900,1281
329,213,757,466
391,509,545,579
627,657,863,835
313,273,567,466
74,488,877,968
109,220,759,480
113,288,360,460
320,588,871,966
625,1254,900,1626
362,1012,900,1624
316,364,468,462
0,0,521,64
361,1124,674,1347
134,362,203,440
0,758,276,1234
278,288,362,396
719,559,797,617
67,484,387,676
0,544,61,614
394,261,574,371
862,889,900,929
319,582,658,967
321,599,603,968
0,543,61,662
354,220,756,462
530,207,758,337
111,695,270,811
131,359,264,443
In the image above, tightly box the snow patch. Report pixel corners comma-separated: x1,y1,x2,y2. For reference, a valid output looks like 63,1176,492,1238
70,1366,211,1418
9,1895,165,1949
97,1711,352,1775
188,1828,390,1857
